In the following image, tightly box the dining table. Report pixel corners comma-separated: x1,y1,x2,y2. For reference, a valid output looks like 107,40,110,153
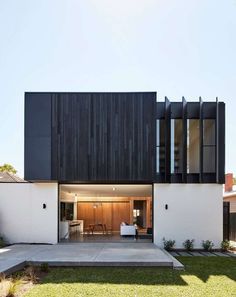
88,223,107,234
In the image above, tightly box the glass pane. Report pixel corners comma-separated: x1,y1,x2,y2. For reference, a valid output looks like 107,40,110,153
171,119,183,174
156,146,160,173
60,202,74,221
156,120,160,146
156,119,165,173
203,146,216,173
187,119,200,173
203,120,215,145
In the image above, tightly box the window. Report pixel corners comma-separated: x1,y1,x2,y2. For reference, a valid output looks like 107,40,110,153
60,202,74,221
187,119,200,173
171,119,183,174
203,119,216,173
156,120,165,173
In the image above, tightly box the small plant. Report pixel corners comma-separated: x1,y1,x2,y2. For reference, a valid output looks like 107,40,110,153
40,262,49,273
183,239,194,251
163,237,175,251
24,265,38,283
6,279,21,297
202,240,214,251
221,240,231,251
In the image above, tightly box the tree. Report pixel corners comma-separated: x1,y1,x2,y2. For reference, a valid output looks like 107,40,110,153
0,163,17,174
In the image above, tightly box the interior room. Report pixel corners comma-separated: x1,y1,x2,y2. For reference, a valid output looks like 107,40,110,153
59,184,153,243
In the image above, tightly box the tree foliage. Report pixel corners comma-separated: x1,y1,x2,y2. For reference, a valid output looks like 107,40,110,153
0,163,17,174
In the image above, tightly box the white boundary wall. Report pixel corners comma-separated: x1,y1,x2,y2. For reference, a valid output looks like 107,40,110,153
0,183,58,244
153,184,223,249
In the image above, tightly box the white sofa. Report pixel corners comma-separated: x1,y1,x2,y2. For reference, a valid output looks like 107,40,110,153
120,225,136,236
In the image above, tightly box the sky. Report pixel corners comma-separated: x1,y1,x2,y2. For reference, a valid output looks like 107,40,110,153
0,0,235,178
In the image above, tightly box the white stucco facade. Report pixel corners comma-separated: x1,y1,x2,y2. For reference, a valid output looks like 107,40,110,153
0,182,223,247
153,184,223,248
0,183,58,244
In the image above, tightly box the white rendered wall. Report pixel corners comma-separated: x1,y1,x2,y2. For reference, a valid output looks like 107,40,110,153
0,183,58,244
154,184,223,249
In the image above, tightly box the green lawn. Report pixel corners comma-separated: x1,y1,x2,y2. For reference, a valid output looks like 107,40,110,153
24,257,236,297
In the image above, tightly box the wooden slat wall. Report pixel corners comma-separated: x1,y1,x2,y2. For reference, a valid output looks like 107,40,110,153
51,92,156,182
77,202,130,231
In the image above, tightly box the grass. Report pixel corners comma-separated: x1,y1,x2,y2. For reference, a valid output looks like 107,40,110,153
21,257,236,297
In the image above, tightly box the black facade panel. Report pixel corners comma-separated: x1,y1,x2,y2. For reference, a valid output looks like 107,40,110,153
24,93,225,184
217,102,225,183
164,98,171,183
25,137,51,179
202,102,216,119
156,102,165,118
24,93,52,180
182,97,187,183
171,102,182,118
187,102,200,118
171,174,182,183
50,92,156,182
199,98,203,183
25,93,52,137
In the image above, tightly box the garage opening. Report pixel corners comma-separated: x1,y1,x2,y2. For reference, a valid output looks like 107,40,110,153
59,184,153,243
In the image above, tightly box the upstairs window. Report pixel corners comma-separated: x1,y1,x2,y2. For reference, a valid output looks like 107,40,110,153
156,120,165,173
171,119,183,174
203,119,216,173
187,119,200,173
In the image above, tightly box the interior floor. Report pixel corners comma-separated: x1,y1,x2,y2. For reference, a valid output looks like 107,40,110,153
61,232,152,243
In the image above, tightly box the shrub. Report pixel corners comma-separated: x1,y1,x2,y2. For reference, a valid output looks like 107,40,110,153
24,265,38,283
163,238,175,251
183,239,194,251
40,262,49,273
202,240,214,251
6,279,21,297
221,240,231,251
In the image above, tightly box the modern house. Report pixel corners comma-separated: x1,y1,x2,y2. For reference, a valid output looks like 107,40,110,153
0,92,225,248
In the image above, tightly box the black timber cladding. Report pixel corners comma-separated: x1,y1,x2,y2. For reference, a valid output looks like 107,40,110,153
24,92,225,184
25,92,156,182
25,93,52,180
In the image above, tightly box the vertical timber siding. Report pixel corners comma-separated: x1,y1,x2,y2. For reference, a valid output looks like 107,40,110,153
24,92,225,184
51,92,156,182
25,93,52,180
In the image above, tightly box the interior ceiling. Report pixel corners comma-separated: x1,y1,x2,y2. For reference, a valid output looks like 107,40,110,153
60,184,152,197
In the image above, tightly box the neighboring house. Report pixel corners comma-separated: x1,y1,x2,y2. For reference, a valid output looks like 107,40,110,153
0,172,26,183
223,173,236,241
0,92,225,248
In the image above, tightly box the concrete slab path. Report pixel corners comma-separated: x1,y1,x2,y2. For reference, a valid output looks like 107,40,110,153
0,243,183,275
169,250,236,257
